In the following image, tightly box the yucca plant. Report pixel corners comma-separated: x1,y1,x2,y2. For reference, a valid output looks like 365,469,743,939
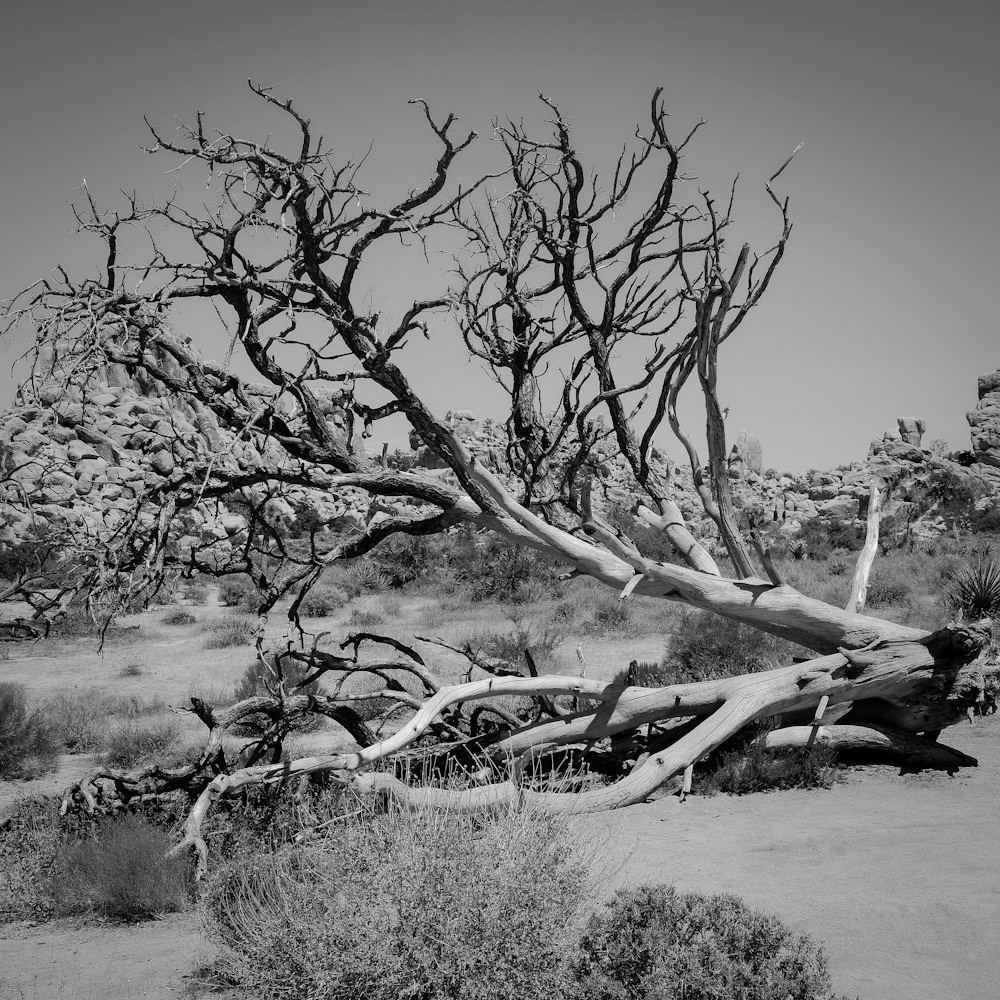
944,549,1000,620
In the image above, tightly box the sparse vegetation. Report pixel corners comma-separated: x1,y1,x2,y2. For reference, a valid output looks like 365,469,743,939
0,682,59,780
101,719,183,769
202,612,259,649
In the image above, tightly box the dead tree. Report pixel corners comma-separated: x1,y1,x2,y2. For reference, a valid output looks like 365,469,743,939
2,84,995,871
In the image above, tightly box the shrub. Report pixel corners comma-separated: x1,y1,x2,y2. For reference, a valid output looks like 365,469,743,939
582,593,640,636
54,814,190,921
462,614,569,667
0,682,59,780
865,562,913,608
204,803,590,1000
0,797,61,921
101,719,182,769
348,603,387,630
43,690,168,753
299,582,350,617
700,740,841,795
661,609,793,683
162,608,197,626
217,575,263,612
454,533,564,604
118,659,144,677
573,883,837,1000
202,612,259,649
945,549,1000,620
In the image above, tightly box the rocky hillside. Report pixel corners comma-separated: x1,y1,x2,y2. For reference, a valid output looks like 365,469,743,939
2,360,998,565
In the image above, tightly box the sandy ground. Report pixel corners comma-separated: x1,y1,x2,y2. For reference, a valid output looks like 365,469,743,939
2,718,997,999
2,597,998,998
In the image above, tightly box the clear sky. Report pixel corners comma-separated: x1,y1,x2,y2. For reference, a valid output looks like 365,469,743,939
1,0,997,472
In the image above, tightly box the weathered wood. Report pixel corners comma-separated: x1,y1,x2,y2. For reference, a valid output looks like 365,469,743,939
847,480,882,613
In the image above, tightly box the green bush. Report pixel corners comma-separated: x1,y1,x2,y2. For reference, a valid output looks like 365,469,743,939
217,575,263,612
462,614,569,667
202,612,259,649
299,582,350,617
573,883,839,1000
101,719,182,769
0,682,59,780
204,803,589,1000
661,609,793,683
54,814,191,921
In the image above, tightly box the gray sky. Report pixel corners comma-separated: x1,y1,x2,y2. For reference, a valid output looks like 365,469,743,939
1,0,997,471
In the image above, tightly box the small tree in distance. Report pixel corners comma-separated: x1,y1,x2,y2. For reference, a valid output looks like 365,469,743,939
0,83,992,870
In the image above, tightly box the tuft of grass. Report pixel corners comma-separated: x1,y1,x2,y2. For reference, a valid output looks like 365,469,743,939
101,719,182,769
54,814,191,921
0,682,59,780
203,802,592,1000
573,883,839,1000
118,659,144,677
348,603,387,630
202,612,259,649
461,612,568,668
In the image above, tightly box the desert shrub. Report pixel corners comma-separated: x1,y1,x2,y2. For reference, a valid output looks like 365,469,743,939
796,518,863,560
462,613,569,667
204,803,589,1000
661,609,794,683
180,576,212,604
101,719,182,769
202,612,259,649
231,654,322,702
0,797,62,921
572,883,837,1000
369,534,437,587
0,682,59,780
217,574,264,611
972,504,1000,534
54,814,190,921
162,607,197,626
582,592,640,636
42,690,168,753
865,562,913,608
700,740,841,795
944,549,1000,620
454,533,564,604
299,582,350,617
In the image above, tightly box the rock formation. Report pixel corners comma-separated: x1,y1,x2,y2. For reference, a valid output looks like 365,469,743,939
967,368,1000,468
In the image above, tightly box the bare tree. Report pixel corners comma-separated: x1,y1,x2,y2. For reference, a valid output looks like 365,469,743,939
2,84,993,872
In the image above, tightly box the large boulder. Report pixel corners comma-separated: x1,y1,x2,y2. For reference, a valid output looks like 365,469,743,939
896,417,926,447
967,368,1000,468
728,430,763,479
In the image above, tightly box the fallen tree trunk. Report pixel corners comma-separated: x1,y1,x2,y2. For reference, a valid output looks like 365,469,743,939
162,622,993,875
